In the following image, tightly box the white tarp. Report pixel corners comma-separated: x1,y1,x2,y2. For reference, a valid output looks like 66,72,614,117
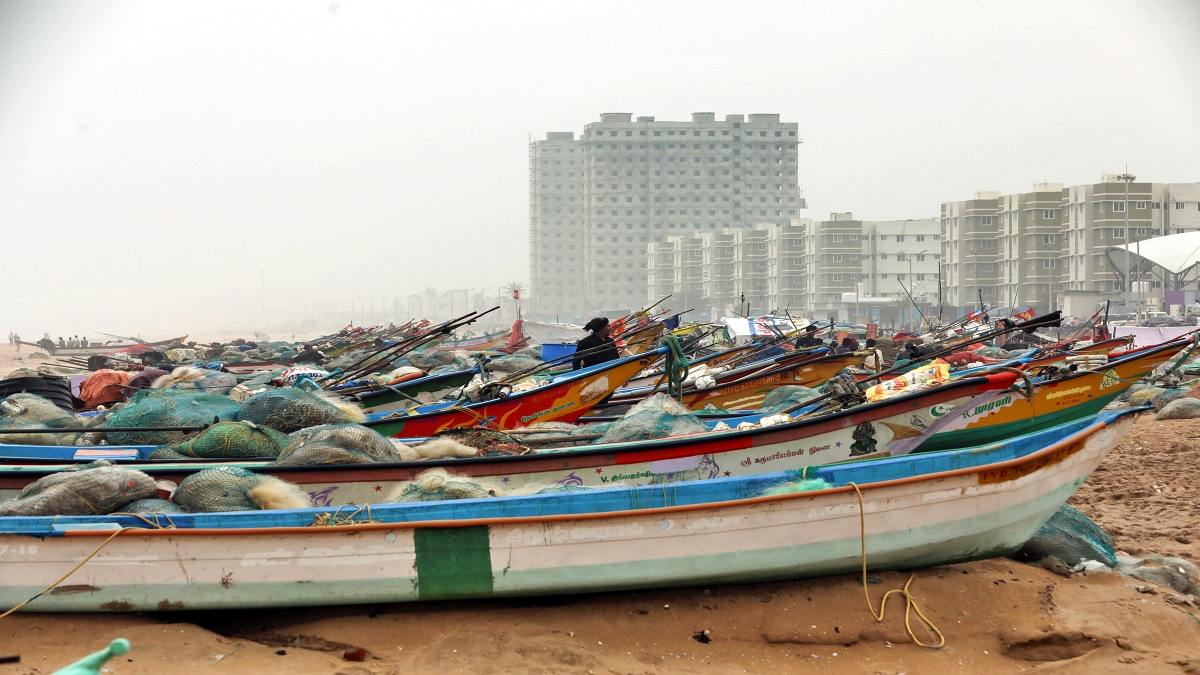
1109,325,1196,348
515,319,586,345
722,316,800,344
1107,231,1200,275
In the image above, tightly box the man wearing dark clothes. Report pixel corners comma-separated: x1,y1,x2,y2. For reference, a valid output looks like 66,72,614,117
572,317,620,370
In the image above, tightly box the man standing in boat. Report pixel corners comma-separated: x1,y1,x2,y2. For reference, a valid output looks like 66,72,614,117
573,317,620,370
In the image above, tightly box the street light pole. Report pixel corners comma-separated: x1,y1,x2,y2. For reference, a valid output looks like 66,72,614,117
1116,170,1136,317
911,249,927,330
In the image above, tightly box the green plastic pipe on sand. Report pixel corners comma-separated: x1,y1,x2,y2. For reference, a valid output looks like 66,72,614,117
53,639,129,675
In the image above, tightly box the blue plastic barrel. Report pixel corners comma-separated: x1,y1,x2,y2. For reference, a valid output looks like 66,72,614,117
540,343,577,362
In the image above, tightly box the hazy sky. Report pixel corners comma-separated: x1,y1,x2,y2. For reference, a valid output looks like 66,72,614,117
1,0,1198,337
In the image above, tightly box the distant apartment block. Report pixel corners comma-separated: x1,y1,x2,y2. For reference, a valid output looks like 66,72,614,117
530,112,800,319
942,178,1200,315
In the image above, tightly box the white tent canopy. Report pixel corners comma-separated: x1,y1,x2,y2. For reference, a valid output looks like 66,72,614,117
1106,231,1200,275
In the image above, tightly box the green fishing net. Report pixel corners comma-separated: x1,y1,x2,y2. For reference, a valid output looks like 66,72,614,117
236,388,356,433
0,393,83,446
273,424,404,465
162,421,289,459
101,389,240,445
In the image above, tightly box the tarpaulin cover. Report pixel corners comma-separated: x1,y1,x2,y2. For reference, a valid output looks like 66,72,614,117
512,319,586,346
1110,326,1196,348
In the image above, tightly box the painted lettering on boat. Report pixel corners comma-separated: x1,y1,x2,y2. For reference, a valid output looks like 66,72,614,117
1044,386,1091,401
600,470,652,483
977,439,1086,485
521,401,576,423
504,523,645,545
754,448,812,465
960,395,1013,420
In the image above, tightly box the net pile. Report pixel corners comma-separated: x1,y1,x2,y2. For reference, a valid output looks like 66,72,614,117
589,393,708,445
162,421,290,459
120,498,187,514
100,389,241,445
236,388,360,433
387,471,495,503
1013,504,1117,569
485,355,540,374
0,462,157,516
273,424,405,465
425,428,530,457
0,393,83,446
406,350,459,371
758,385,820,413
172,465,311,512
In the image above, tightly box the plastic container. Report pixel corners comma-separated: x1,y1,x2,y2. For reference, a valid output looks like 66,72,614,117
540,343,578,362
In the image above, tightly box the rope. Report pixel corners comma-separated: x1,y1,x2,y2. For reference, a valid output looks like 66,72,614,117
309,504,376,527
848,482,945,649
0,526,135,618
659,334,689,403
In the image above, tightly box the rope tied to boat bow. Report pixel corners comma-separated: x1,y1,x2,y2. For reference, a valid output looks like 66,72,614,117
848,481,946,649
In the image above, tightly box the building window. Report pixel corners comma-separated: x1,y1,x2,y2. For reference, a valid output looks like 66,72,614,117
832,235,843,242
1134,201,1147,210
833,274,843,281
1042,259,1056,269
1113,228,1125,238
1042,209,1056,219
981,216,993,225
980,286,995,296
896,235,905,242
1112,201,1126,212
832,254,843,262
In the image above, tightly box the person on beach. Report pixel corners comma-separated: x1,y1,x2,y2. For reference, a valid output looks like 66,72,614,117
572,317,620,371
793,324,822,349
13,334,20,351
863,339,883,372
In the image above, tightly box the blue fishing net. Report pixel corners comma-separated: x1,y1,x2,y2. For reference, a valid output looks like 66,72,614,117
759,385,820,413
1014,504,1117,568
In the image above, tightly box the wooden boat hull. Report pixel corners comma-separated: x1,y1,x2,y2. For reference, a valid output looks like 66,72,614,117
431,331,511,352
362,352,658,437
913,337,1186,453
620,324,665,356
0,373,1020,506
0,410,1135,611
351,368,479,413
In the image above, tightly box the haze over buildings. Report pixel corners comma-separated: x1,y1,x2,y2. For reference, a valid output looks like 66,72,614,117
0,2,1198,336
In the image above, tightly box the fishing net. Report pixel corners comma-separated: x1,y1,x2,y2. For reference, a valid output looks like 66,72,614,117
759,385,820,413
1013,504,1117,569
161,421,290,459
1116,555,1200,595
0,393,83,445
514,346,542,359
425,428,531,457
592,408,709,445
0,463,157,516
100,389,240,445
153,369,238,395
120,498,187,515
148,447,190,460
1150,388,1187,411
1156,398,1200,419
172,465,310,513
236,387,358,433
485,355,540,374
1127,387,1164,407
406,351,458,371
752,477,831,497
273,424,405,465
387,471,495,503
975,346,1012,360
512,421,592,449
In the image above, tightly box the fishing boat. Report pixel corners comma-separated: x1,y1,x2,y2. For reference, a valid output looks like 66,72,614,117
0,409,1137,611
349,367,480,413
910,336,1187,453
360,348,662,438
21,336,189,358
602,349,865,412
430,330,512,352
0,371,1022,505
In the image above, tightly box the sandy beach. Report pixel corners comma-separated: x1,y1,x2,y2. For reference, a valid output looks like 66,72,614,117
1,342,1198,674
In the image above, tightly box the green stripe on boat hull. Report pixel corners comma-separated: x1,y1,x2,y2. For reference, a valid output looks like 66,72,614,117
917,394,1116,453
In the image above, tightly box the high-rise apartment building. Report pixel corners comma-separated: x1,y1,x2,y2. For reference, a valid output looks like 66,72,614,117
764,221,807,313
800,213,863,314
994,184,1065,313
940,193,1000,313
528,131,587,319
860,219,940,304
530,112,800,318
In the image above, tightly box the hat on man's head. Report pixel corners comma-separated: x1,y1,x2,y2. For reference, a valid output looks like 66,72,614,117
584,317,610,333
